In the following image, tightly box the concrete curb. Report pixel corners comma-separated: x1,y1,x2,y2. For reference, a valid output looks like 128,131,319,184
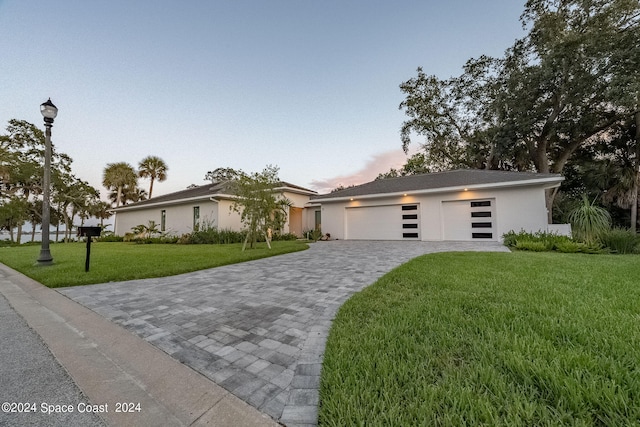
0,263,278,427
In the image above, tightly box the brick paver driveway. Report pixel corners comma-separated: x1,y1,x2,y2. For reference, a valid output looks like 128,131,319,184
60,240,509,426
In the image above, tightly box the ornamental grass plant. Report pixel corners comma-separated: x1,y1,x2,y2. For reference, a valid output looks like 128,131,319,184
568,195,611,245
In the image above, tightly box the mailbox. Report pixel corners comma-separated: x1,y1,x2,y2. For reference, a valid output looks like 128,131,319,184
77,226,102,237
77,226,102,272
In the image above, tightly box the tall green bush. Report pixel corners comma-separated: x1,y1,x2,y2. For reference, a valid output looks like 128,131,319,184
502,230,603,254
185,227,246,244
599,228,640,254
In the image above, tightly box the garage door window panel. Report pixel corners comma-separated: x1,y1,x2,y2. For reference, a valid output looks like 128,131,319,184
472,232,493,239
471,211,491,218
472,222,492,228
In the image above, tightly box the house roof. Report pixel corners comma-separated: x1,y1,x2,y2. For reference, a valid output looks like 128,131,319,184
111,181,317,212
311,169,563,202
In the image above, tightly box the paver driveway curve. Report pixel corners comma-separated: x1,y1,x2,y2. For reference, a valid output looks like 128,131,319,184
60,240,509,426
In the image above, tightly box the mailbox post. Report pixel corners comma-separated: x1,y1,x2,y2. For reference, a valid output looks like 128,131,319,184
77,227,102,272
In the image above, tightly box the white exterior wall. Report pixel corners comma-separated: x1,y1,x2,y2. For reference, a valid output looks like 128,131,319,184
216,200,243,230
493,187,549,237
114,200,219,236
113,191,315,237
114,209,163,236
317,185,550,241
283,192,311,208
166,201,219,235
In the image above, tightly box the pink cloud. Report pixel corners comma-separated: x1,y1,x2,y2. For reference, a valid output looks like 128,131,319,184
310,149,409,194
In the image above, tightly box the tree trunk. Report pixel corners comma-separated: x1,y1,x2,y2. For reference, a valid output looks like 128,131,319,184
16,223,22,244
64,216,72,242
242,233,249,252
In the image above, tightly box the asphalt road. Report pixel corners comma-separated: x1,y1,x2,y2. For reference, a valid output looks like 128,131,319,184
0,293,105,427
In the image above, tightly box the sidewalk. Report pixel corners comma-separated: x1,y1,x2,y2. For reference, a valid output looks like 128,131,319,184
0,263,278,427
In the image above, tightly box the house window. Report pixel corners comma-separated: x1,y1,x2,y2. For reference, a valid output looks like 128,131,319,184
315,210,321,230
160,210,166,232
193,206,200,230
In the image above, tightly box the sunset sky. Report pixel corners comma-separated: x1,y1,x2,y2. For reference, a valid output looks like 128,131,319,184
1,1,526,197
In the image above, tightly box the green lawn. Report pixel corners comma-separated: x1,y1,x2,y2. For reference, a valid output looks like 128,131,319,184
0,240,308,288
319,252,640,426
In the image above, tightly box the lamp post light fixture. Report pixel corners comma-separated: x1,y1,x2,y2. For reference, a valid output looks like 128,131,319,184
37,98,58,265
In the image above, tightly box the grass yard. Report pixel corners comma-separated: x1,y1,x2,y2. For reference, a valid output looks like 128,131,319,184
0,240,308,288
319,252,640,426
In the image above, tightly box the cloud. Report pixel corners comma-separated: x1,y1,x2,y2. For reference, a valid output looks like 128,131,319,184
309,148,409,194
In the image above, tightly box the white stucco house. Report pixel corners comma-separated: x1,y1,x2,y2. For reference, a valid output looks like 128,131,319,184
309,169,565,242
111,170,564,241
111,181,319,237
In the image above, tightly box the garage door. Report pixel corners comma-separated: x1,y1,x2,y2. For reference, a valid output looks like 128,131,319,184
442,199,496,241
346,204,420,240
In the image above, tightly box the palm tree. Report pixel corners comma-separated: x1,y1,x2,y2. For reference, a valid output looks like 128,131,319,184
90,201,113,228
138,156,168,199
102,162,137,207
109,185,147,206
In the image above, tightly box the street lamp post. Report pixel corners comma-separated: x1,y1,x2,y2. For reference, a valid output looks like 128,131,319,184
37,98,58,265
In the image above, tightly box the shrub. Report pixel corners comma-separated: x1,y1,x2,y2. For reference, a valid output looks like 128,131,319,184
133,236,179,244
599,228,640,254
515,240,549,251
555,241,585,253
96,234,124,242
503,230,572,251
131,220,162,239
181,226,246,244
303,228,323,242
502,230,520,247
272,232,298,241
568,195,611,245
